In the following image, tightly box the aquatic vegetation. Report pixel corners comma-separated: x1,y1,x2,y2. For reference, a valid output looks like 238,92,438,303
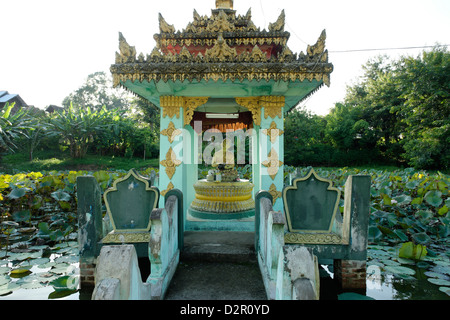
0,166,448,299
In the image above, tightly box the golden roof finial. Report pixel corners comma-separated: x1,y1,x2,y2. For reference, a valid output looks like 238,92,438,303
215,0,233,9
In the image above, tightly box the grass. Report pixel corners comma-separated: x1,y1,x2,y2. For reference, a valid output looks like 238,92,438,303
0,151,159,173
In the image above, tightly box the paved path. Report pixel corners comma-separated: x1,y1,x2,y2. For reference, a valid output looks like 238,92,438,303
165,231,267,300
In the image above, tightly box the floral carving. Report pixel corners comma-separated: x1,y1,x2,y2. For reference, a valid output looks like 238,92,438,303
160,121,182,143
160,147,182,179
262,121,284,143
262,148,283,180
268,183,282,205
161,182,174,197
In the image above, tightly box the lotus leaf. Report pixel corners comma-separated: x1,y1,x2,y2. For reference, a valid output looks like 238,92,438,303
0,267,10,275
10,265,32,275
0,282,20,295
51,189,71,202
393,195,411,206
394,229,408,241
338,292,375,300
48,289,78,299
424,190,443,207
7,188,27,199
424,271,450,280
427,278,450,286
399,242,427,260
50,275,79,291
439,287,450,296
20,280,45,289
385,265,416,275
411,232,431,244
12,210,31,222
0,275,10,286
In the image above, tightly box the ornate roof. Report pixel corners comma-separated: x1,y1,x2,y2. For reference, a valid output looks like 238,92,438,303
110,0,333,109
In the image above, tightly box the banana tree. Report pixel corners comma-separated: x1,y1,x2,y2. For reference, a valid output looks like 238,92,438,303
0,103,31,155
46,103,112,158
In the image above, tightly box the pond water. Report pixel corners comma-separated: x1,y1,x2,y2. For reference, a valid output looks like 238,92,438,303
0,240,449,300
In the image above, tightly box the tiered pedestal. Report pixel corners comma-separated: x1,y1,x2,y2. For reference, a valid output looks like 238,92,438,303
190,179,255,220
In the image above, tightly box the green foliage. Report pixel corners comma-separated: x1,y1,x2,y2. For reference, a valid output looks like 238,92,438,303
62,71,131,112
0,103,31,154
399,242,428,260
46,103,114,158
283,45,449,170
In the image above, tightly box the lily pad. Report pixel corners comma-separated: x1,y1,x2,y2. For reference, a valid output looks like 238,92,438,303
29,257,51,266
38,261,56,269
0,275,10,286
385,265,416,276
10,265,33,275
20,280,45,290
50,263,73,275
439,287,450,296
48,289,78,299
338,292,375,300
51,189,71,202
50,275,79,291
0,266,10,275
0,282,20,295
7,188,27,199
424,271,450,280
427,278,450,286
424,190,443,207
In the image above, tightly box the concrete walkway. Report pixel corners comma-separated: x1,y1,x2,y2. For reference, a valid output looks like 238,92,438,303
165,231,267,300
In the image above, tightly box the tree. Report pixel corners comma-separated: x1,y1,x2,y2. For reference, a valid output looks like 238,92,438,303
0,103,31,156
344,55,405,163
62,71,131,111
46,104,112,158
284,107,328,166
395,46,450,169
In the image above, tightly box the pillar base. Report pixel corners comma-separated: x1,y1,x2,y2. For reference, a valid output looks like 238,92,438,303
333,259,367,290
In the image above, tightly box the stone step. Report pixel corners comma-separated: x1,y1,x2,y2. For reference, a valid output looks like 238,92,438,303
166,231,267,300
180,231,256,263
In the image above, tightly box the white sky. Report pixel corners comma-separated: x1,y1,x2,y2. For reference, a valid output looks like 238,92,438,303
1,0,449,115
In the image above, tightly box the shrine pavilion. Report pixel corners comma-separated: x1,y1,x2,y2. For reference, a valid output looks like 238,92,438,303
110,0,333,231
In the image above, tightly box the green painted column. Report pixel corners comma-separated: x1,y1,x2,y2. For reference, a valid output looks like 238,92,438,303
259,96,285,213
158,96,185,208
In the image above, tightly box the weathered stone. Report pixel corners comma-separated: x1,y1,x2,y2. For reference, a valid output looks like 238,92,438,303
92,245,151,300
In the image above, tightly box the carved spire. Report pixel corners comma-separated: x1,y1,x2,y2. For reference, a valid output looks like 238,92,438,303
116,32,136,63
307,30,326,57
268,9,285,32
159,13,175,33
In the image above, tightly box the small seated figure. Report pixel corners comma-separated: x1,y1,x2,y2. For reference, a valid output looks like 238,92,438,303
211,138,239,182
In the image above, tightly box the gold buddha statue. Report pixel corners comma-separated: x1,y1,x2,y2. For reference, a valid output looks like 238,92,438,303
211,138,239,182
190,138,255,216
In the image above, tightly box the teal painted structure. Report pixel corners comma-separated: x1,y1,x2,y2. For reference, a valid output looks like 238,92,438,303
256,168,371,299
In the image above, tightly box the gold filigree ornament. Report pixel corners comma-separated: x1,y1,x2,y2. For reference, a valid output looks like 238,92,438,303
160,121,182,143
235,97,262,126
160,96,184,119
160,147,182,179
262,121,284,143
161,182,174,197
205,32,238,62
184,97,209,125
206,10,234,33
262,148,283,180
268,183,282,205
261,96,284,119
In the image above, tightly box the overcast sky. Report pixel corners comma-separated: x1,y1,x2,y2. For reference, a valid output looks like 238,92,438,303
1,0,449,115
